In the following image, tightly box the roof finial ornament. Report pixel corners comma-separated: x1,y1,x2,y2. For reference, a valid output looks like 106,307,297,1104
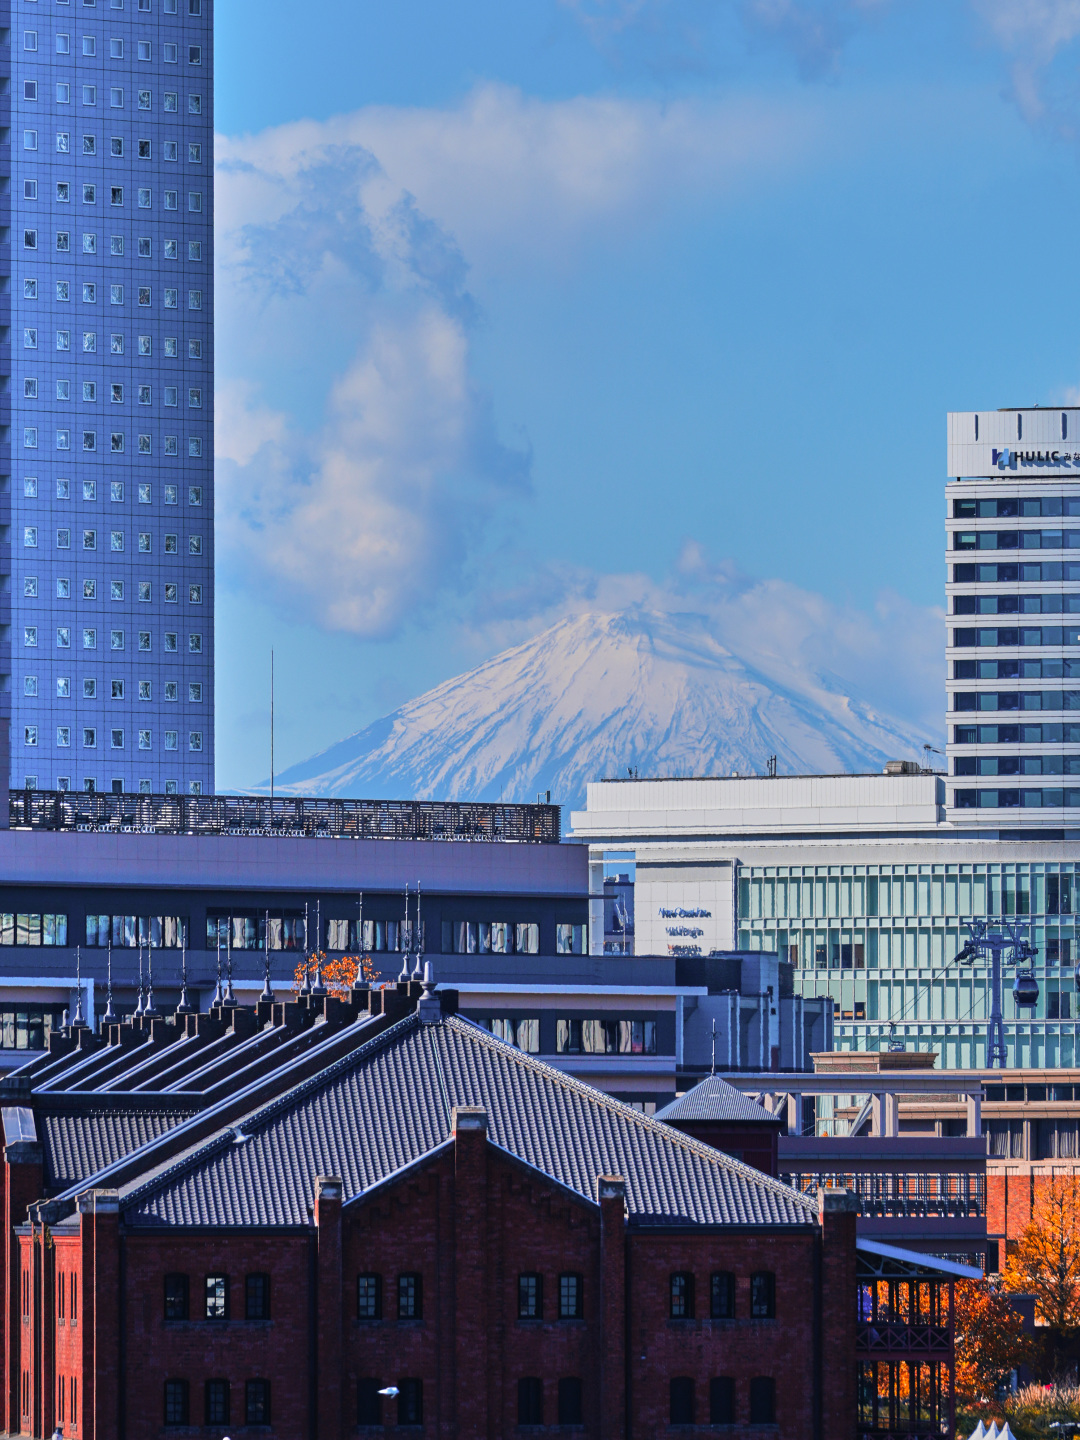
398,884,411,982
260,908,274,1004
177,921,194,1014
102,937,118,1026
134,937,146,1016
301,903,312,994
223,925,237,1007
144,929,159,1016
353,892,366,992
312,899,327,996
410,882,424,981
71,944,88,1029
711,1018,716,1077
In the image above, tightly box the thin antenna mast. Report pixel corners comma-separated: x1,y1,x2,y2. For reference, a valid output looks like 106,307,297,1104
270,649,274,807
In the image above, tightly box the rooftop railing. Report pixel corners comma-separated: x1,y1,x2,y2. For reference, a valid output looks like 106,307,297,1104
8,791,562,843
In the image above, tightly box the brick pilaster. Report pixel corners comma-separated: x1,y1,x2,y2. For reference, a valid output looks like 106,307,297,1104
4,1146,42,1435
452,1106,489,1439
90,1192,120,1440
819,1186,857,1440
596,1176,626,1440
315,1176,343,1440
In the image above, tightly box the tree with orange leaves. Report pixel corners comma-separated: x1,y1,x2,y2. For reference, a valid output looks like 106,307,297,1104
1004,1173,1080,1334
293,952,380,999
954,1276,1031,1402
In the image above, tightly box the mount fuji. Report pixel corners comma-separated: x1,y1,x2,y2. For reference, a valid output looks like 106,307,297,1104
266,608,937,812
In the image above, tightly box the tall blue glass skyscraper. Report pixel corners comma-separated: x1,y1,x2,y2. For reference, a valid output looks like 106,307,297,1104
6,0,212,796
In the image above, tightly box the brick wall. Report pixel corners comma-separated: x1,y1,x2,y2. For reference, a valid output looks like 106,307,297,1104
10,1128,856,1440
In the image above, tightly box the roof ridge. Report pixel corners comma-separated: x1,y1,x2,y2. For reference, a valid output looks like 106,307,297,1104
442,1016,817,1215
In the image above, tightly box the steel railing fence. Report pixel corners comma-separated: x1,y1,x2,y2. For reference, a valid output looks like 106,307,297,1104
781,1171,985,1218
8,791,562,843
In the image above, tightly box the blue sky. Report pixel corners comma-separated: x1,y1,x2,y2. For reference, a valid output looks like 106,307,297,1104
212,0,1080,790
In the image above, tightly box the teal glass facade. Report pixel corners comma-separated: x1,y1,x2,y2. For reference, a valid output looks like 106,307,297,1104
737,861,1079,1068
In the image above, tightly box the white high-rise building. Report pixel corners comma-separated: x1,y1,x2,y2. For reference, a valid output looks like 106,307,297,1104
946,409,1080,837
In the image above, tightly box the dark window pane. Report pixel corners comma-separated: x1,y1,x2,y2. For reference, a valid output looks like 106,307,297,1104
749,1376,775,1424
670,1377,695,1425
750,1271,775,1319
557,1377,583,1425
518,1272,542,1319
245,1379,270,1426
245,1272,270,1321
164,1273,188,1321
164,1380,189,1426
204,1273,227,1319
710,1376,735,1424
204,1380,229,1425
398,1378,423,1426
357,1273,382,1319
357,1378,382,1426
670,1271,694,1319
518,1377,543,1425
710,1271,735,1319
398,1272,422,1320
558,1273,582,1319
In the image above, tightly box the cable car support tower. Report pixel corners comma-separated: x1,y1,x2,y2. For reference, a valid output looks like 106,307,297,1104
954,919,1038,1069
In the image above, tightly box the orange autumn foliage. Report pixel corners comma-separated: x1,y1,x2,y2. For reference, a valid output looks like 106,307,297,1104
955,1277,1031,1402
293,951,381,999
1004,1174,1080,1334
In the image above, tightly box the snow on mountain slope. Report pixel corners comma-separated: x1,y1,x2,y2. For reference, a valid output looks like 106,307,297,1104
266,608,936,810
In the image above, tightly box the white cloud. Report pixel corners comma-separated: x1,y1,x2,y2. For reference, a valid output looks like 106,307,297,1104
971,0,1080,127
214,85,826,639
218,83,822,270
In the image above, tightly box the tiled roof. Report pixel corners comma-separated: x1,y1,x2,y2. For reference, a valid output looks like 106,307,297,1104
42,1109,196,1189
122,1014,816,1230
654,1076,779,1124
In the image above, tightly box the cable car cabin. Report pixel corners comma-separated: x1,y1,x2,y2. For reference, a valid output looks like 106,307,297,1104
856,1240,979,1440
1012,970,1040,1008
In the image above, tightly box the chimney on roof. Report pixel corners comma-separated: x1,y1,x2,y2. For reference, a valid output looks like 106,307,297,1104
452,1106,488,1135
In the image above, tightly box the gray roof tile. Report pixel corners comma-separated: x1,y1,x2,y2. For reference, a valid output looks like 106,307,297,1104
654,1076,778,1124
123,1015,816,1230
43,1109,196,1189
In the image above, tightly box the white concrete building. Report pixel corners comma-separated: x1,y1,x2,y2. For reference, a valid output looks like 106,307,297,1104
571,773,1080,1068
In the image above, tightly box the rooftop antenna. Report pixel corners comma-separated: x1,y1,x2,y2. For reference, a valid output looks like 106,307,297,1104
270,648,274,808
102,937,118,1026
711,1018,716,1076
410,882,424,981
260,907,274,1004
212,927,224,1006
71,944,88,1029
177,922,194,1013
223,923,237,1007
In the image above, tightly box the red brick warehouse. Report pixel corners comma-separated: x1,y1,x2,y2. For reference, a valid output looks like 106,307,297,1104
8,984,858,1439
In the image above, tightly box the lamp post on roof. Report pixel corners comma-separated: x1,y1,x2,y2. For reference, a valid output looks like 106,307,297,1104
953,919,1039,1068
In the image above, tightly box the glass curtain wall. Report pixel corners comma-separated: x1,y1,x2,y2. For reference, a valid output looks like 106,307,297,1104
738,862,1080,1068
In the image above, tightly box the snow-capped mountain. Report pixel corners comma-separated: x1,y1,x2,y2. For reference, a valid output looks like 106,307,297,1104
266,608,937,811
